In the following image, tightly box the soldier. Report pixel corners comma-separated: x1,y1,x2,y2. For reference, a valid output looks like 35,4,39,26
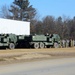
62,40,66,48
66,40,69,47
72,39,75,47
69,39,71,47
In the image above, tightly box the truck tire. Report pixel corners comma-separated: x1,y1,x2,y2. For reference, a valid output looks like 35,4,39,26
34,43,39,49
54,42,59,48
39,42,45,48
9,43,15,49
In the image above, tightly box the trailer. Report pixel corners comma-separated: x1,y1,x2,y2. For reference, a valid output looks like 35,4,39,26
0,18,30,35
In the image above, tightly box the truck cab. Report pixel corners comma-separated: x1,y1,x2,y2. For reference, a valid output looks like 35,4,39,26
0,34,17,49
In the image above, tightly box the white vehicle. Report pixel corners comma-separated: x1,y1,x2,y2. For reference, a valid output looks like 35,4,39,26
0,18,30,35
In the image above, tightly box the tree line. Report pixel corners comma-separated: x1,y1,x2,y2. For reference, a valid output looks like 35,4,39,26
0,0,75,39
31,16,75,40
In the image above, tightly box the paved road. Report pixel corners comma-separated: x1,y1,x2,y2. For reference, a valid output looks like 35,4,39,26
0,57,75,75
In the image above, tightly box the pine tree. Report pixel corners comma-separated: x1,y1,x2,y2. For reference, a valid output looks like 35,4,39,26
9,0,36,21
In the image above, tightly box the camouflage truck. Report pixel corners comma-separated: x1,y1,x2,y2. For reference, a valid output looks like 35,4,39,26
17,34,61,49
29,34,61,49
0,33,61,49
0,34,17,49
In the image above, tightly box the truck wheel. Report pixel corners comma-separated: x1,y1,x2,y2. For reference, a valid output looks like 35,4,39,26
39,42,45,48
9,43,15,49
54,42,59,48
34,43,39,49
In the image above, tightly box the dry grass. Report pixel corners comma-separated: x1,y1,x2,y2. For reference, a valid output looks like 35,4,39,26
0,47,75,64
0,47,75,53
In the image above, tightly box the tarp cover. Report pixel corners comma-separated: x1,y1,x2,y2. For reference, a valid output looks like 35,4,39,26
0,18,30,35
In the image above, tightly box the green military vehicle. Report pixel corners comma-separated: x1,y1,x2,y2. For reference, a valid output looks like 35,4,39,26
17,34,60,49
0,33,61,49
0,34,17,49
28,34,61,49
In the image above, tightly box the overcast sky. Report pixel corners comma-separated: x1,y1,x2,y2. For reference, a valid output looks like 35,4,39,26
0,0,75,19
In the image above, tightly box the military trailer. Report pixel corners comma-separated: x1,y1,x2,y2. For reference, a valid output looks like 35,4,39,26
0,34,17,49
16,34,61,49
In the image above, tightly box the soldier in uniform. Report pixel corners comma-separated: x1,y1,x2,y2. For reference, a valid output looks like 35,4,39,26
66,40,69,47
62,40,66,48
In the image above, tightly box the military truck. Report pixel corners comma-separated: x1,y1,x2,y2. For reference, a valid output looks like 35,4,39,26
0,33,61,49
0,18,61,49
17,34,61,49
29,34,61,49
0,34,17,49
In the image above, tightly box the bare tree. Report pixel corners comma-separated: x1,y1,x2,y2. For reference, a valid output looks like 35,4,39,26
42,16,55,34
